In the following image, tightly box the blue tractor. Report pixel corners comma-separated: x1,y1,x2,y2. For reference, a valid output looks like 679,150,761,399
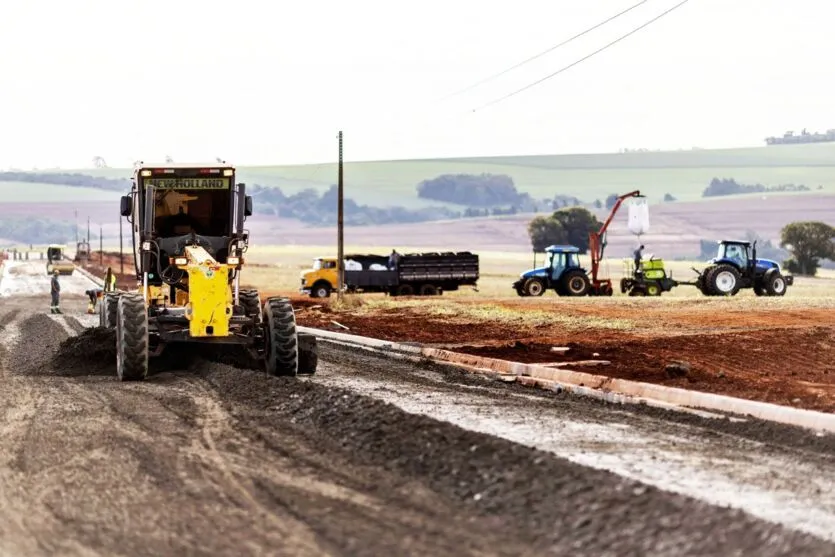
693,240,793,296
512,245,593,297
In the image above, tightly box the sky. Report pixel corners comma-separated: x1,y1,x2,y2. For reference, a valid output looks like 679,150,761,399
0,0,831,168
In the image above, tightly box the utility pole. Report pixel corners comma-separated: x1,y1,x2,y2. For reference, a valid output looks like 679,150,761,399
337,131,344,302
87,217,90,245
119,217,124,275
99,224,103,265
74,209,78,244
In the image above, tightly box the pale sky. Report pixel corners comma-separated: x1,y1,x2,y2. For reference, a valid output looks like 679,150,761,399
0,0,830,168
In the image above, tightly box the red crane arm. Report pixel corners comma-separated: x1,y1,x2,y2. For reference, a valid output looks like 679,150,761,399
589,190,642,283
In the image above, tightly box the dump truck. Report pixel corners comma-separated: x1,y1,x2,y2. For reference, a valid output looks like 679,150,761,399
301,251,479,297
46,244,75,275
100,162,317,380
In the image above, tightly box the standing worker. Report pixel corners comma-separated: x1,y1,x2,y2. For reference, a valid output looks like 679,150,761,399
104,266,116,292
388,249,401,271
50,269,62,314
633,244,645,276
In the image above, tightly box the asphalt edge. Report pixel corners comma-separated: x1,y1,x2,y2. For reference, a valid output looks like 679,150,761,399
298,326,835,434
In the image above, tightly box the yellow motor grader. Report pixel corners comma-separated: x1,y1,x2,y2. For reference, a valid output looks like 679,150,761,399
99,162,316,380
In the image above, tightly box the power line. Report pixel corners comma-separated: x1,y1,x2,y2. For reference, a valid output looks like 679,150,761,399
444,0,650,100
473,0,692,112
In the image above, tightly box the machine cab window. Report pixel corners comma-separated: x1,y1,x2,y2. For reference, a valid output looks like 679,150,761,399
313,259,336,270
548,251,579,276
718,243,748,266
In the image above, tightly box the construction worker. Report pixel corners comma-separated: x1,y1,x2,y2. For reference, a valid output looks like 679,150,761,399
50,269,62,314
85,288,103,314
633,245,645,276
388,249,401,271
104,267,116,292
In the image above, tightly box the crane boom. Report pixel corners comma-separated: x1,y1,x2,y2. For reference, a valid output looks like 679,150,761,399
587,190,643,295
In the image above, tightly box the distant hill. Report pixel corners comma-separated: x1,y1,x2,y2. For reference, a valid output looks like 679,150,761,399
40,142,835,208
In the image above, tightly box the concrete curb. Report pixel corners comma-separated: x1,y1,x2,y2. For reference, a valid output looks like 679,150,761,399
298,326,835,434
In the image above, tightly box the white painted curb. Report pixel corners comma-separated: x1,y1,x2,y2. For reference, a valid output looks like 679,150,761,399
298,326,835,434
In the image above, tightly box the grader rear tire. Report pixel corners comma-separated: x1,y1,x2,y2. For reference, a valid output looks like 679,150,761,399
239,289,262,322
264,297,299,377
115,293,149,381
100,292,121,329
298,332,318,375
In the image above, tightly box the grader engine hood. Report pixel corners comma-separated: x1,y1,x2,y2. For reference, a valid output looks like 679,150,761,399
179,245,233,337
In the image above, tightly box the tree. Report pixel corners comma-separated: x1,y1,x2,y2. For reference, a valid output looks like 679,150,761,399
780,221,835,276
527,215,565,252
663,193,676,202
552,207,602,253
605,193,618,209
526,207,602,254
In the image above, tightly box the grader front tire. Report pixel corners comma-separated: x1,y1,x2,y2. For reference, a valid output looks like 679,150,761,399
264,298,299,377
115,293,149,381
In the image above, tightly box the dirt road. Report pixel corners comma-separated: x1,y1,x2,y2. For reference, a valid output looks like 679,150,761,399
1,261,834,556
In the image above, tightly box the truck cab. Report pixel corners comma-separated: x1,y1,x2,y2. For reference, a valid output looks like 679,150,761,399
513,245,591,297
301,257,339,298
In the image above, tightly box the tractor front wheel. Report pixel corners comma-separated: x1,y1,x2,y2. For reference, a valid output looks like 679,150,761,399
523,278,546,297
264,297,299,377
115,293,149,381
762,269,787,296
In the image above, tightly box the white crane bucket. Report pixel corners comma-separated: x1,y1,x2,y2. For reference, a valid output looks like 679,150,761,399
627,197,650,236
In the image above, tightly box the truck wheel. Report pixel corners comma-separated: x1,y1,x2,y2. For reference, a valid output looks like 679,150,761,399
101,292,121,329
239,289,262,322
397,284,414,296
298,332,318,375
311,283,331,298
264,297,298,377
762,269,787,296
419,284,437,296
709,264,741,296
115,293,149,381
523,278,546,296
561,270,590,297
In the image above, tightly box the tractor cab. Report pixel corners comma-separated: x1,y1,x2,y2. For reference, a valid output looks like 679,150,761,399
712,240,752,269
513,245,591,297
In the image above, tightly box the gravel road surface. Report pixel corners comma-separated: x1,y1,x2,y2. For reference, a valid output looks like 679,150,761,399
1,260,833,556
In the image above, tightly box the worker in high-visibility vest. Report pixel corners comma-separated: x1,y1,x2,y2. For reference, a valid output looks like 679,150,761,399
103,267,117,292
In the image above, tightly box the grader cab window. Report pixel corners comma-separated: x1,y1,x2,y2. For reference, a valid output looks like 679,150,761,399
141,175,232,238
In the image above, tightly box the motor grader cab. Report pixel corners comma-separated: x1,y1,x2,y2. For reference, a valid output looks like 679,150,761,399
74,239,91,262
101,162,317,381
46,244,75,275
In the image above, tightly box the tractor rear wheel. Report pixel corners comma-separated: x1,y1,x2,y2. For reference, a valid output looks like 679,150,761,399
708,264,741,296
264,297,298,377
561,270,591,297
762,269,787,296
523,278,546,297
115,293,149,381
239,289,262,322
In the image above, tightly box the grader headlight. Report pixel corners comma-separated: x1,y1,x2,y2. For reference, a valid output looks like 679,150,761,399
173,257,188,266
227,256,240,265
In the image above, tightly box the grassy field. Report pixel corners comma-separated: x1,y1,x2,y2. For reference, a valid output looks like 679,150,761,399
47,143,835,207
0,182,120,203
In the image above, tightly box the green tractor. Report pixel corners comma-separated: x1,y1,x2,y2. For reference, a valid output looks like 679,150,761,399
620,256,677,296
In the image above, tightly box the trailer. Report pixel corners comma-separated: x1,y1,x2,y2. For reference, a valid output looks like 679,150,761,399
301,251,479,297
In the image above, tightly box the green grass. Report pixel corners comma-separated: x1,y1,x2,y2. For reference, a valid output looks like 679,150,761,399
0,181,121,203
48,142,835,207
